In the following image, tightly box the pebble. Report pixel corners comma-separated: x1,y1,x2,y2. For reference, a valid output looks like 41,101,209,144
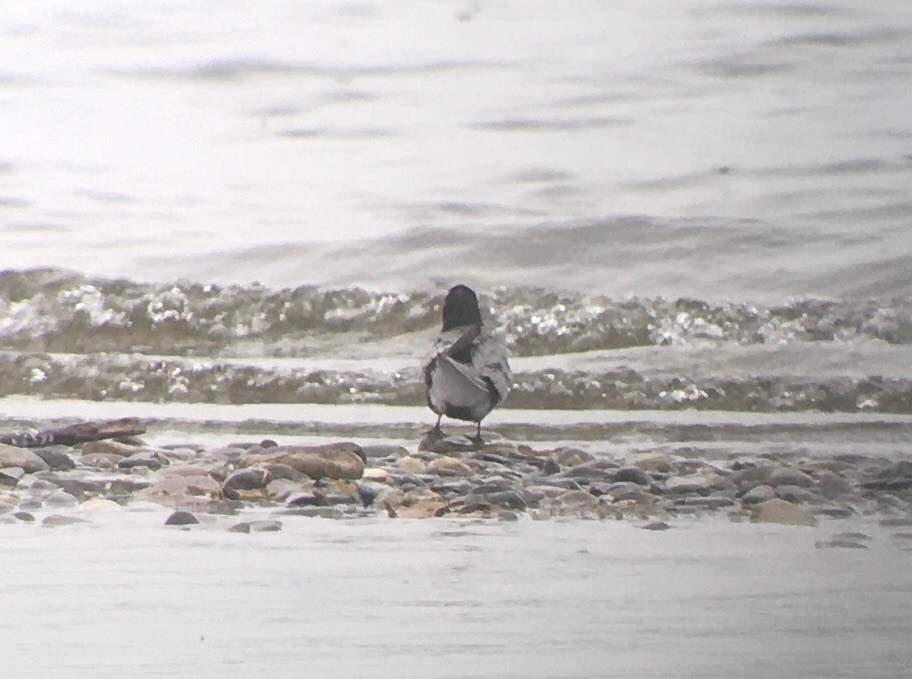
0,430,903,528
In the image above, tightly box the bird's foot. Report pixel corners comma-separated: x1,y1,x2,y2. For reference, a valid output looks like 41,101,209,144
419,424,447,451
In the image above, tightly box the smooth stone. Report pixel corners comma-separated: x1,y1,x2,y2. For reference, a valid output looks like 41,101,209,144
361,444,410,459
815,539,868,550
741,484,776,504
662,476,711,495
768,467,815,488
750,498,816,526
613,466,652,486
678,495,735,509
164,510,200,526
427,456,474,477
470,490,526,510
42,514,89,527
880,517,912,527
555,489,602,511
633,455,672,474
79,497,122,512
79,453,121,468
398,456,428,474
244,443,365,480
362,467,389,482
829,531,872,542
248,519,282,532
815,471,854,499
32,448,76,471
13,511,35,522
118,454,162,471
206,446,247,463
641,521,671,531
497,510,520,521
80,440,140,457
263,463,301,481
266,479,302,502
223,467,272,491
0,443,50,474
774,485,827,505
228,522,251,533
285,492,324,507
355,481,390,507
44,489,79,507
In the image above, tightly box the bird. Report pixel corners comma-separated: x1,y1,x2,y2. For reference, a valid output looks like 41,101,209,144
423,284,511,442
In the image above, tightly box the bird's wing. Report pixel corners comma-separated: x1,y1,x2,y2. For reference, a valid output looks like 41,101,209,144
472,331,512,403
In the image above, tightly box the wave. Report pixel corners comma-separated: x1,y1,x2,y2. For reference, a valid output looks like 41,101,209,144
2,269,912,358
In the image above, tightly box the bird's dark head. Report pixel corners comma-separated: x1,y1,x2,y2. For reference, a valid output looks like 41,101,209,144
442,284,482,331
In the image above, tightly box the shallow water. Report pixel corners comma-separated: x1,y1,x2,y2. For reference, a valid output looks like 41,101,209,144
1,0,911,299
2,512,911,679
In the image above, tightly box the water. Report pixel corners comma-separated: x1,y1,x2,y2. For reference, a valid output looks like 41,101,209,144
3,2,912,676
2,513,911,679
1,0,911,299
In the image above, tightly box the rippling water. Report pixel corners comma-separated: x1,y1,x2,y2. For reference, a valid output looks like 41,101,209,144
2,512,911,679
1,0,911,299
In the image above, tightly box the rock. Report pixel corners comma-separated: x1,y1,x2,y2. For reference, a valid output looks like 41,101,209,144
427,456,475,477
768,467,815,488
42,514,89,527
285,492,324,508
165,510,200,526
13,511,35,522
641,521,671,531
81,440,141,457
750,499,816,527
118,454,162,471
266,479,302,502
32,448,76,471
678,496,735,509
613,466,652,486
0,443,50,474
398,456,428,474
248,519,282,532
45,488,79,507
0,467,25,486
362,467,389,482
361,444,410,459
421,435,479,455
774,485,826,505
79,497,122,512
244,443,365,480
815,539,868,550
555,489,602,512
741,484,775,505
815,471,854,499
632,454,672,474
228,522,251,533
497,510,520,521
663,476,711,495
223,468,271,491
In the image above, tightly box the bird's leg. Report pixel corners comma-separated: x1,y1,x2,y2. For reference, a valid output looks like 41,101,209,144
468,421,484,446
433,414,442,432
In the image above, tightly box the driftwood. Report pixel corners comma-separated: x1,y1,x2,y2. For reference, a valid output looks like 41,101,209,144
0,417,146,448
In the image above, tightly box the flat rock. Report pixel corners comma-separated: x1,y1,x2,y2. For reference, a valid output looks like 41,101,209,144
427,456,474,477
81,440,142,457
613,466,652,486
815,539,868,549
750,498,816,527
32,448,76,471
244,443,365,480
768,467,815,488
741,484,776,504
42,514,89,527
663,476,711,495
223,467,272,491
361,444,410,459
398,456,428,474
0,443,50,474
